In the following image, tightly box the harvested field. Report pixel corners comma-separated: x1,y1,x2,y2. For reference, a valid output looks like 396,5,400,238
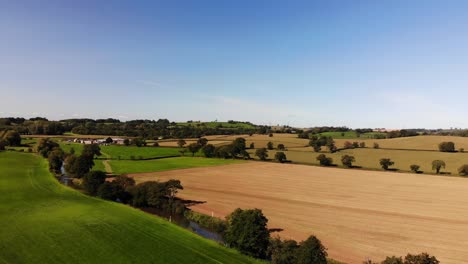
157,140,229,147
131,162,468,264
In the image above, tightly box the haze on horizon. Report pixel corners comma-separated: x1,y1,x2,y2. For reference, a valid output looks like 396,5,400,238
2,0,468,129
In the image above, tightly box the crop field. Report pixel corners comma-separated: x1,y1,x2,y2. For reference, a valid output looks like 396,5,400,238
0,152,258,264
176,121,256,129
316,131,385,139
109,157,244,174
132,162,468,264
248,148,468,175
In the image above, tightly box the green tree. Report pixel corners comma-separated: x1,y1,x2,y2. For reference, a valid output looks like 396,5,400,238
275,152,287,163
432,160,445,174
105,137,113,143
36,138,59,157
269,238,299,264
295,235,328,264
224,208,270,259
64,154,94,178
48,148,64,174
410,164,420,173
187,143,201,156
202,144,216,158
249,142,255,149
326,137,336,153
380,158,394,170
403,253,439,264
316,154,333,166
82,144,101,158
0,140,7,151
197,137,208,147
82,170,107,195
3,130,21,146
352,142,359,148
123,138,130,146
255,148,268,161
341,155,355,168
267,141,274,150
177,139,187,148
438,141,455,152
381,256,403,264
277,144,285,150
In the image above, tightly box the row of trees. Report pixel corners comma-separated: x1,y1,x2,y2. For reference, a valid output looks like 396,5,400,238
365,253,439,264
0,130,22,150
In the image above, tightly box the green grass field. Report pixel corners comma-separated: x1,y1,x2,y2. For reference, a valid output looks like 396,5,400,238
109,157,244,174
0,151,259,264
60,143,182,159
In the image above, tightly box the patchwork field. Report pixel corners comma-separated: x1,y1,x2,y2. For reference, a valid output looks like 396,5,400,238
0,152,258,264
131,162,468,264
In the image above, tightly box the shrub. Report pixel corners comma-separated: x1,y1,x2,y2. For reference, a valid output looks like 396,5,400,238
410,164,420,173
352,142,359,148
255,148,268,161
277,144,285,150
344,141,353,149
373,142,380,149
249,142,255,149
359,142,366,148
202,144,216,158
153,142,159,147
295,235,328,264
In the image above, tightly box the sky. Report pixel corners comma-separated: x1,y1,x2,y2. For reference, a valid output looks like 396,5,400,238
2,0,468,128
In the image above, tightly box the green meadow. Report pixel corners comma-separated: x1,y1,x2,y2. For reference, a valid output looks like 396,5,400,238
0,151,259,264
60,143,182,159
109,157,244,174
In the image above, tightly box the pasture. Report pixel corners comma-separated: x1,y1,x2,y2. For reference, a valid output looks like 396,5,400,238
109,157,244,174
59,143,182,159
132,162,468,264
0,152,258,264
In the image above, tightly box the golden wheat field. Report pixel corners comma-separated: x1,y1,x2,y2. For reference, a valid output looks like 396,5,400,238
131,162,468,264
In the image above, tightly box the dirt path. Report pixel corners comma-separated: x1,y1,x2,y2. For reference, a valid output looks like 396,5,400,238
130,162,468,264
100,151,113,174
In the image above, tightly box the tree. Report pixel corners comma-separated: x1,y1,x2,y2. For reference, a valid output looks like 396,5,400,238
153,142,159,147
82,170,107,195
64,154,94,178
187,143,201,156
380,158,394,170
326,137,336,153
197,137,208,147
249,142,255,149
295,235,328,264
105,137,113,143
177,139,187,148
269,238,299,264
275,152,287,163
97,182,127,202
277,144,285,150
359,142,366,148
269,133,273,137
132,138,145,147
3,130,21,146
202,144,216,158
381,256,403,264
341,155,355,168
344,141,353,149
410,164,420,173
432,160,445,174
403,253,439,264
48,148,64,174
438,142,455,152
373,142,380,149
352,142,359,148
123,138,130,146
113,174,135,190
255,148,269,161
224,208,270,259
36,138,59,157
458,164,468,176
316,154,333,166
267,142,274,150
0,140,7,151
82,144,101,158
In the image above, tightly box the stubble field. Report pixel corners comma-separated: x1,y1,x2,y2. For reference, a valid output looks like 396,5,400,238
131,162,468,264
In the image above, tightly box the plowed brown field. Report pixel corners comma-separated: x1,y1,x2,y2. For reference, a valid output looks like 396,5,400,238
131,162,468,264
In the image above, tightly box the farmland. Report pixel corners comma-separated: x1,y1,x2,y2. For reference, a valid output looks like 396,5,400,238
59,143,182,159
109,157,244,174
132,162,468,264
0,151,259,264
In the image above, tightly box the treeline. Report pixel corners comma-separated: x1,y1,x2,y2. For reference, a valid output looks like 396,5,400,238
0,117,269,138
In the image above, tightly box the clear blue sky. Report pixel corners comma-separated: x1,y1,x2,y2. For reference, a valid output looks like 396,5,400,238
2,0,468,128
